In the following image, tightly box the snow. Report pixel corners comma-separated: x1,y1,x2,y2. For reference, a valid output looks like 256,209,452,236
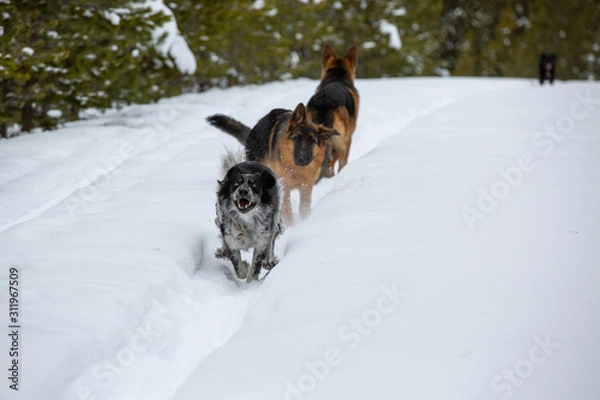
435,66,451,77
0,77,599,400
251,0,265,10
21,47,34,56
46,109,63,118
101,10,121,26
380,20,402,50
362,41,376,49
393,7,407,16
142,0,197,74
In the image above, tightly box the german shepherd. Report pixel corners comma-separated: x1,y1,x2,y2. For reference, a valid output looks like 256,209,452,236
207,103,338,225
307,45,359,179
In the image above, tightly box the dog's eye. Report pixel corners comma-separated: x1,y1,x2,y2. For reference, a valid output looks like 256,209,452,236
251,183,258,189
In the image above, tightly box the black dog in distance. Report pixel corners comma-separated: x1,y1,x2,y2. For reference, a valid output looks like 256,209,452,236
539,53,557,85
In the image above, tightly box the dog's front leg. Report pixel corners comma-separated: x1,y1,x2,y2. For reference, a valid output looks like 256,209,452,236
248,245,278,282
230,250,249,280
299,184,313,220
247,249,262,283
263,233,280,271
216,246,248,279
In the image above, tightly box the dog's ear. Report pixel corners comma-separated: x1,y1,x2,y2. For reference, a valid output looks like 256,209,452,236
317,126,340,143
260,169,277,190
217,166,240,198
322,45,335,66
344,46,358,68
225,165,241,180
290,103,307,127
217,178,229,199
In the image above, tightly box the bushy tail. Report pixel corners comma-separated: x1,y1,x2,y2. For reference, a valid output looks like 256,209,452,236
206,114,251,146
220,148,245,178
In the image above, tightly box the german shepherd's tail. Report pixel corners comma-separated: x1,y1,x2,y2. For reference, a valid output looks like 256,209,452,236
207,114,251,146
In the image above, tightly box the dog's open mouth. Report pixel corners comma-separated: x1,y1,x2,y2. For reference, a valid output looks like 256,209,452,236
236,198,256,212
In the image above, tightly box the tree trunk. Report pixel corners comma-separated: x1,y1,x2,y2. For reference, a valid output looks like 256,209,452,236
21,102,34,133
69,104,80,121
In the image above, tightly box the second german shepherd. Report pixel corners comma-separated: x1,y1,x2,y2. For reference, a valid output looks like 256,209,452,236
307,45,359,179
207,103,338,225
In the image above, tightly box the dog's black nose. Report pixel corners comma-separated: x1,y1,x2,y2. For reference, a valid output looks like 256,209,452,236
238,188,248,196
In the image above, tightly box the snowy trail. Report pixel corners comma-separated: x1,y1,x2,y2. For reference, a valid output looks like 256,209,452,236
1,117,255,398
1,78,598,400
174,80,600,400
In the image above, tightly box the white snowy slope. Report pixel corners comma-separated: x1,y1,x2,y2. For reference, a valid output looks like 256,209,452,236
0,78,599,400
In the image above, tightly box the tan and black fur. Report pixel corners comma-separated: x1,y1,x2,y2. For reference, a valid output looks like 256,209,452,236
207,103,338,225
307,45,359,179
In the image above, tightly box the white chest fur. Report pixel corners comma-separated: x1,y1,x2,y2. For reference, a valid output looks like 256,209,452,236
221,208,272,252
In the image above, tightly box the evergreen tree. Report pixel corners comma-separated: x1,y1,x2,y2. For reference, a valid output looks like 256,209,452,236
0,0,182,136
0,1,69,135
2,0,599,138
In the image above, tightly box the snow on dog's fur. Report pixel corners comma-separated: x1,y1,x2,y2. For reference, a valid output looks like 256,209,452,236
215,149,284,282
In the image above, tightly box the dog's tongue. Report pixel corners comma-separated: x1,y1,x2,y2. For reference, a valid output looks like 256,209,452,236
238,199,251,209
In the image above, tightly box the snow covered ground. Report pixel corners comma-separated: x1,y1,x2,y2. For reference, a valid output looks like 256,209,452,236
0,77,599,400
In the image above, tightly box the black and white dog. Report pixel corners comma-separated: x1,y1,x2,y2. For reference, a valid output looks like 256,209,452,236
215,151,283,282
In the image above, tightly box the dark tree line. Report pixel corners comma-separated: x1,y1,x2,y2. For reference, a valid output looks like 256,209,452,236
1,0,598,138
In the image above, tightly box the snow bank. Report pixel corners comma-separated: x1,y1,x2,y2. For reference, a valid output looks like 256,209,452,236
0,78,599,400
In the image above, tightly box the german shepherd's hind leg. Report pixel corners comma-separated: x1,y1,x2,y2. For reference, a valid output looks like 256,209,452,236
215,246,248,279
299,184,313,220
338,136,352,172
329,136,346,173
319,142,335,180
281,185,294,226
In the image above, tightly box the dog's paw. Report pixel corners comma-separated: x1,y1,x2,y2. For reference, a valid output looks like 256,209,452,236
234,260,249,280
323,166,335,179
214,247,230,259
262,256,279,271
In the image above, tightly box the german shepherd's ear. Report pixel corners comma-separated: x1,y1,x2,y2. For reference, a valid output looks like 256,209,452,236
260,169,277,189
344,46,358,68
290,103,307,127
322,45,335,66
317,126,341,143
